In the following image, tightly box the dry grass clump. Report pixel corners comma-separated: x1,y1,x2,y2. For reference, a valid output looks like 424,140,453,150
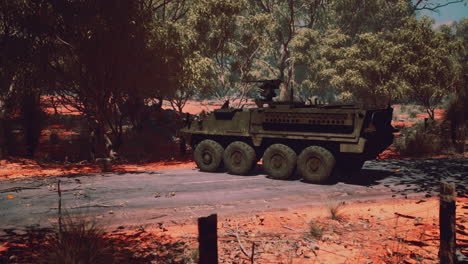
327,201,346,221
0,216,192,264
37,217,115,264
308,221,324,240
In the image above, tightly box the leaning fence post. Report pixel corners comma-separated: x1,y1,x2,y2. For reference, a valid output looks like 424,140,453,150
439,182,456,264
198,214,218,264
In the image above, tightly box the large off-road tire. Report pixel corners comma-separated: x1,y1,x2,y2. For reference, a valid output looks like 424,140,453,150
224,141,256,175
263,144,297,180
298,146,336,184
194,139,224,172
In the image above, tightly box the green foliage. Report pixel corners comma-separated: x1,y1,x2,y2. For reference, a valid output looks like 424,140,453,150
1,0,466,160
329,16,456,110
186,0,275,104
397,17,456,119
328,0,410,36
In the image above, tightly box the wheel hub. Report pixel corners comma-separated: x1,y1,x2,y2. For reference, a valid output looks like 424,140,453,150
307,157,320,172
272,154,284,169
202,152,212,165
232,151,242,165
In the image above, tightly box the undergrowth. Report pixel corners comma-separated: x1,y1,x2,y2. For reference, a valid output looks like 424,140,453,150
394,119,453,156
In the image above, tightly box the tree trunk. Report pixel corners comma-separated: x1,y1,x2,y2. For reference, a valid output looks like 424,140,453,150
104,134,118,160
0,118,5,159
21,93,44,158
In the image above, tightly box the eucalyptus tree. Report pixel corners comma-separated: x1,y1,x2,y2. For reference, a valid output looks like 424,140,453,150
248,0,328,100
329,16,456,113
186,0,273,106
48,0,166,159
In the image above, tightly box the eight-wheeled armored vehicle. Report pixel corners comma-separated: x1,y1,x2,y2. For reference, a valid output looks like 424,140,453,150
179,80,396,183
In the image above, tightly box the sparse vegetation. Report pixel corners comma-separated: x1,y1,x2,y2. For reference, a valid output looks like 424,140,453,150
38,216,114,264
0,217,192,264
308,221,324,240
327,201,346,221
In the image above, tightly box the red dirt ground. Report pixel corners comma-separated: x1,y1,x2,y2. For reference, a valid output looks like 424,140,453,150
2,101,465,262
126,197,467,263
0,158,195,180
1,196,465,263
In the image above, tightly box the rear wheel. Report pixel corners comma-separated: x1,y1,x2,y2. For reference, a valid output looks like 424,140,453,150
224,141,256,175
298,146,336,184
263,144,297,180
194,139,224,172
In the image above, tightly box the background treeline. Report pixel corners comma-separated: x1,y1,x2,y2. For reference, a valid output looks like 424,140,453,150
0,0,466,160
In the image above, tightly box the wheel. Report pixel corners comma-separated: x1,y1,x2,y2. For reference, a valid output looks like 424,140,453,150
262,144,297,180
224,141,256,175
194,139,224,172
298,146,336,184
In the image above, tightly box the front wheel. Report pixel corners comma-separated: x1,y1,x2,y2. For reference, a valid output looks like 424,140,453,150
194,139,224,172
298,146,336,184
224,141,256,175
262,144,297,180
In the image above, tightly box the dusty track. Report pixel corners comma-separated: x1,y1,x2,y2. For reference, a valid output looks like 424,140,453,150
0,157,466,230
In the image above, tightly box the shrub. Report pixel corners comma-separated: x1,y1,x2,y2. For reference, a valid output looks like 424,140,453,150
38,217,115,264
394,120,452,156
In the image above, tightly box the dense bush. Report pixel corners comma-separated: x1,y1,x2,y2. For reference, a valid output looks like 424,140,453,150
395,120,452,156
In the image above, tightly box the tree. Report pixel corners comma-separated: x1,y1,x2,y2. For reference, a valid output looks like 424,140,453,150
398,17,457,119
187,0,273,106
328,17,457,113
440,18,468,152
0,0,52,157
250,0,327,100
292,29,349,102
48,0,173,159
331,32,407,107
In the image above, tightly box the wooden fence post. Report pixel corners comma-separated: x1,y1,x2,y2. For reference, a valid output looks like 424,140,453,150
198,214,218,264
439,182,456,264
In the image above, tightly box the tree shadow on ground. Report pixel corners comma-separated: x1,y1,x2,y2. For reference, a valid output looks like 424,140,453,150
0,225,192,264
349,157,468,198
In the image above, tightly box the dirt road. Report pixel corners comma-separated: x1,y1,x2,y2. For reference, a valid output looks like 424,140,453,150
0,157,466,230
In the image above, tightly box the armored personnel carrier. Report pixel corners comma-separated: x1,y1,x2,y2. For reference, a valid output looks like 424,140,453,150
179,80,395,183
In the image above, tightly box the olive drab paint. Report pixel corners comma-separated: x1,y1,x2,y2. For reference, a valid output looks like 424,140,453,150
179,80,396,183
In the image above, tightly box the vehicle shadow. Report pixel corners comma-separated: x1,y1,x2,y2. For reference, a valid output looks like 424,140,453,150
338,168,396,186
221,158,468,198
239,164,395,186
